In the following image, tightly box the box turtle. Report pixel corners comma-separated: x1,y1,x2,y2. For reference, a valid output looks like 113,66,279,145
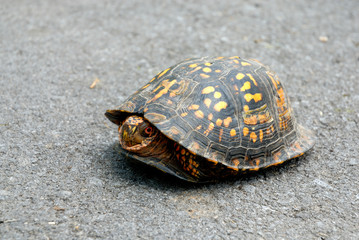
105,56,315,183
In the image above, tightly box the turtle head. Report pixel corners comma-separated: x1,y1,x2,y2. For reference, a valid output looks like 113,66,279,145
119,115,159,153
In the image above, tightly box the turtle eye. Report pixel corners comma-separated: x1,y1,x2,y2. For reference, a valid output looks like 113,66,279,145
144,126,154,136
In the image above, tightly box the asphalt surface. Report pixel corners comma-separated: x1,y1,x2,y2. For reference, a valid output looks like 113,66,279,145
1,0,358,239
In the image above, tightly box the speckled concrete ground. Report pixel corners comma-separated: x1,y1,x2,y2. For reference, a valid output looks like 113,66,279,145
1,0,358,239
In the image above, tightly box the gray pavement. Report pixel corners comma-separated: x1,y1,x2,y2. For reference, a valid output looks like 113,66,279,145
1,0,358,239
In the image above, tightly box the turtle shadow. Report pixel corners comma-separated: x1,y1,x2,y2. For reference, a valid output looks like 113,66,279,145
100,142,311,191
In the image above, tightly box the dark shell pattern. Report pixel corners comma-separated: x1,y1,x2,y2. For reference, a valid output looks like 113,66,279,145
106,56,315,179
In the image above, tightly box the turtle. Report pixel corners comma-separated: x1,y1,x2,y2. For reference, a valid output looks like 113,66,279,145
105,56,315,183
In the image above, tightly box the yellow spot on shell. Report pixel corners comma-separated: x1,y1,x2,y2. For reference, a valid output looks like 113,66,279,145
236,73,245,80
240,81,251,92
241,61,251,66
233,59,240,64
204,98,212,108
189,64,198,68
194,110,204,119
229,56,239,59
214,91,222,98
243,127,249,136
203,67,212,73
196,125,202,130
149,77,156,82
216,56,225,60
215,69,222,73
205,62,212,66
148,79,177,103
219,128,223,142
208,113,213,121
200,73,210,79
259,130,264,142
202,86,215,94
188,104,199,110
204,122,214,136
214,101,228,112
216,119,223,126
243,105,249,112
244,115,257,125
230,129,236,137
250,132,257,143
158,68,170,78
244,93,262,103
141,83,150,89
181,112,188,117
223,117,232,127
246,73,258,86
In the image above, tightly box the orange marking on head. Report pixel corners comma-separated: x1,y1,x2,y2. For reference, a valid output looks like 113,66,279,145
259,130,263,142
181,112,188,117
194,110,204,119
223,117,232,127
202,86,215,94
208,113,213,121
214,91,222,98
219,128,223,142
200,73,210,79
230,129,236,137
244,115,257,125
250,132,257,143
181,149,186,155
188,104,199,110
203,67,212,73
236,73,245,80
241,61,251,66
144,107,149,112
216,118,223,126
246,73,258,86
158,68,170,78
243,127,249,136
214,101,228,112
244,93,262,102
189,64,198,68
204,98,212,108
240,81,251,92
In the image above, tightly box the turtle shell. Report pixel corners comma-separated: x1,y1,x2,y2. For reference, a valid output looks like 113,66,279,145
106,56,315,181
